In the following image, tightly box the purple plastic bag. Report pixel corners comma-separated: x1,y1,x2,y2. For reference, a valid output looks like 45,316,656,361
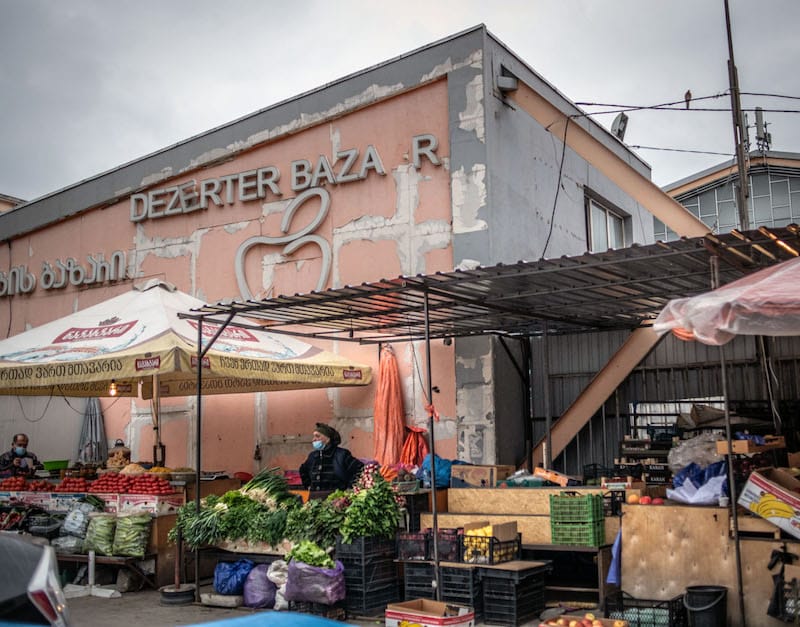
243,563,277,608
284,559,345,605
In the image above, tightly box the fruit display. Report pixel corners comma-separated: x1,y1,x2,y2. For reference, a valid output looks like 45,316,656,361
540,613,627,627
0,476,29,491
461,523,520,564
52,476,92,492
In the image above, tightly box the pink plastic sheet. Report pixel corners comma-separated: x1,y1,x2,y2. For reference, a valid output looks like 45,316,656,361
653,256,800,345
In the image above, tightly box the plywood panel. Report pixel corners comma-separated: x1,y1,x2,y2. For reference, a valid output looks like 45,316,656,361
447,487,605,515
420,513,619,546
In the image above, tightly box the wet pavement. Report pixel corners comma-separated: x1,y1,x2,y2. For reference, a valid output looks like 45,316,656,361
64,585,561,626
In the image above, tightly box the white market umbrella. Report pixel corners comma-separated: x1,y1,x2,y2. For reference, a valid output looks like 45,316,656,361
0,280,372,398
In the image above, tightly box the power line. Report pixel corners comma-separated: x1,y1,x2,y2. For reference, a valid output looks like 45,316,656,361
630,145,734,157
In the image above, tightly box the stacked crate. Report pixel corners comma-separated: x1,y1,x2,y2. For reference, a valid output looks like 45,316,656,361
440,565,483,619
402,561,436,600
335,536,400,616
549,492,605,547
480,563,550,626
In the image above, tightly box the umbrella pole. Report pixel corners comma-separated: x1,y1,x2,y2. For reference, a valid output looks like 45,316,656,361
712,257,747,625
423,292,441,600
194,316,203,603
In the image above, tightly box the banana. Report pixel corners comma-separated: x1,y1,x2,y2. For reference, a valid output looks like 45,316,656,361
757,501,795,519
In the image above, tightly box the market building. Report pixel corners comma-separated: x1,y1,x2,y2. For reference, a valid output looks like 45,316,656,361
0,24,733,476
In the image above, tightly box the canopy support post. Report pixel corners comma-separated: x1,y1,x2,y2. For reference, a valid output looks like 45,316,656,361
713,257,747,626
423,292,441,601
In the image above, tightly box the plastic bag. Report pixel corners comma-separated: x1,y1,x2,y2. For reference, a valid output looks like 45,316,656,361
214,559,255,595
243,563,277,608
267,559,289,610
667,431,722,473
667,460,728,504
420,453,453,489
83,513,116,556
112,514,152,557
284,559,345,605
61,501,100,538
51,535,85,554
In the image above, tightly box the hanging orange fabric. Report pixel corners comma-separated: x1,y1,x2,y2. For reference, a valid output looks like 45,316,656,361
400,425,429,467
373,345,406,467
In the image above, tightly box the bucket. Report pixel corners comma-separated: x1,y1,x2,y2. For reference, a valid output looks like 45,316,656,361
683,585,727,627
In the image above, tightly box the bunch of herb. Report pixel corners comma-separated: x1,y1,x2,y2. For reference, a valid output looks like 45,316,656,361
246,508,289,547
242,467,297,507
339,467,401,543
285,496,346,549
169,496,227,549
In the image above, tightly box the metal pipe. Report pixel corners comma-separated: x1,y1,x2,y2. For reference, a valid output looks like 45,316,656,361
713,256,747,625
423,292,441,600
194,315,203,603
542,323,552,468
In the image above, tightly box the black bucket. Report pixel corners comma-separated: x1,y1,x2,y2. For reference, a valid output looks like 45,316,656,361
683,585,727,627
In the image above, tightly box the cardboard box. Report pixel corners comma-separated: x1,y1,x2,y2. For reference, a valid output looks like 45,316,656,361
118,493,185,516
463,520,518,541
737,467,800,539
385,599,475,627
716,435,785,455
450,464,515,488
534,466,580,487
788,451,800,468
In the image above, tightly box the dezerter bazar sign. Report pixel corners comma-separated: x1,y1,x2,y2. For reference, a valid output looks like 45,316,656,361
0,134,442,298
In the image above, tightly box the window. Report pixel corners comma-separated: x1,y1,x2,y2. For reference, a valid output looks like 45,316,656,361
588,199,626,251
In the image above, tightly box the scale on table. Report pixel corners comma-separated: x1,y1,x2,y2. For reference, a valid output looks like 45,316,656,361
200,471,229,481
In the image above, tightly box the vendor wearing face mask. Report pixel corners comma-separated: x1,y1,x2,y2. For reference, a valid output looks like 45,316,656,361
299,422,364,495
0,433,44,477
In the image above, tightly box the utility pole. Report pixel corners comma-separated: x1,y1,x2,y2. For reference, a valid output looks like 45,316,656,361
724,0,750,230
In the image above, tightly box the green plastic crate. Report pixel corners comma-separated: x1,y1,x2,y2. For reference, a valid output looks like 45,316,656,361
550,520,605,547
549,492,604,523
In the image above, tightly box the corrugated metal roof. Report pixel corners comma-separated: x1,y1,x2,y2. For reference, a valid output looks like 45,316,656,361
184,226,800,343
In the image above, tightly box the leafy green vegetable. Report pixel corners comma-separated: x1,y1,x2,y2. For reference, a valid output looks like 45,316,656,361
287,540,334,568
338,466,401,543
285,498,346,549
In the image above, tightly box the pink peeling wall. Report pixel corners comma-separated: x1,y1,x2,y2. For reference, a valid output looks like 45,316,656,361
1,80,457,472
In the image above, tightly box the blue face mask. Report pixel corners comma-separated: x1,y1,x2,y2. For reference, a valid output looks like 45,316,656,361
312,440,324,451
14,446,26,456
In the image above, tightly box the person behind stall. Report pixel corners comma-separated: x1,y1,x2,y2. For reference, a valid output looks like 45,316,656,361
0,434,44,477
299,423,363,495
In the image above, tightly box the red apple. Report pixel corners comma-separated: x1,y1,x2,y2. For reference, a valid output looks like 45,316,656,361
639,495,652,505
652,497,664,505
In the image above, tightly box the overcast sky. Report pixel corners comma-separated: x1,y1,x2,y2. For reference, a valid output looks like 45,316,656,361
1,0,798,203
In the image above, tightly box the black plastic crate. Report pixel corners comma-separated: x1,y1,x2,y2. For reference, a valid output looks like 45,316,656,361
780,577,800,622
343,581,400,616
440,565,482,617
646,425,682,442
335,535,395,560
461,532,521,564
482,575,545,625
583,464,616,481
339,555,398,592
403,562,436,599
432,528,462,563
603,490,625,516
288,600,346,621
397,530,429,561
605,591,687,627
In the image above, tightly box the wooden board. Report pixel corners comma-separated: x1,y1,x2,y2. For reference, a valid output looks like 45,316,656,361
420,512,619,545
447,487,605,515
618,503,800,627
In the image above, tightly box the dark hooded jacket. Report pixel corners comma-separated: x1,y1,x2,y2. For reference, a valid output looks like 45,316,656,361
299,425,363,491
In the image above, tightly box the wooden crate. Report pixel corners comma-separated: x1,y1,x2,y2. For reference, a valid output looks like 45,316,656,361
715,435,785,455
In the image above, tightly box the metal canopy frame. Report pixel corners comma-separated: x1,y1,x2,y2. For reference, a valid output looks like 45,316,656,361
184,226,799,603
184,226,800,342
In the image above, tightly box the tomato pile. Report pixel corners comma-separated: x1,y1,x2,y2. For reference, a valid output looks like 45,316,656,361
125,474,175,495
1,472,177,495
0,476,28,490
53,476,92,492
25,480,53,492
89,472,175,495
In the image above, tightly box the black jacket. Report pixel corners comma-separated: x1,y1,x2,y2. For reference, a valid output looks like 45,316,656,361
299,444,363,491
